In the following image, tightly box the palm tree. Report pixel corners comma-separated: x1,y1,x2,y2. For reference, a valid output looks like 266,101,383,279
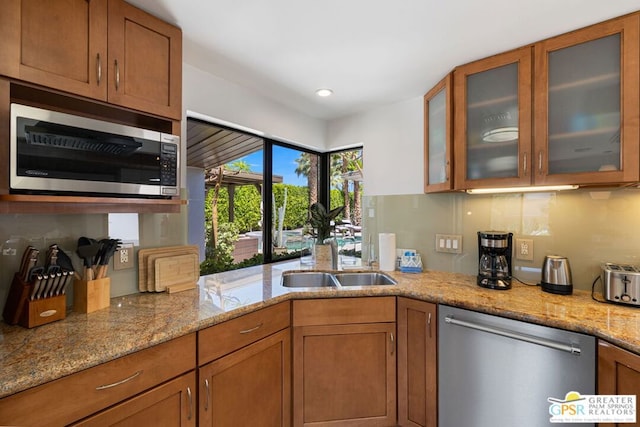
294,152,318,205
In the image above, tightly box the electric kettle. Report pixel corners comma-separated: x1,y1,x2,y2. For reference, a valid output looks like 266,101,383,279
541,255,573,295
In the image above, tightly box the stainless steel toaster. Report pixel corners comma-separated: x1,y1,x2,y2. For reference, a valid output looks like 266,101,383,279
601,263,640,307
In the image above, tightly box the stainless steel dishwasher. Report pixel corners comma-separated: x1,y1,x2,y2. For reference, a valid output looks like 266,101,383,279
438,305,596,427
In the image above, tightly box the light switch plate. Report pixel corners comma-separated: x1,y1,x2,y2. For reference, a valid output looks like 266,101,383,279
435,234,462,254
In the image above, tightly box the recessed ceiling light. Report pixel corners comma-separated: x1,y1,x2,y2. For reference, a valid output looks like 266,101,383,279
315,88,333,97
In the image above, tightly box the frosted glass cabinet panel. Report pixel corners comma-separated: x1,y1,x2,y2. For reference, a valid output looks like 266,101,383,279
534,15,639,185
454,47,532,189
424,74,452,193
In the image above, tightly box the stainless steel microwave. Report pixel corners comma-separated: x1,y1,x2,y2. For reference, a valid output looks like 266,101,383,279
10,104,179,198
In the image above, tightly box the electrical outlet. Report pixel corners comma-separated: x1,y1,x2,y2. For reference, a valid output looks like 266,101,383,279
113,245,135,270
435,234,463,254
516,238,534,261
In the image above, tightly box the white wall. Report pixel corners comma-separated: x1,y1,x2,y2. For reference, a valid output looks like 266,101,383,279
327,96,424,196
182,63,327,150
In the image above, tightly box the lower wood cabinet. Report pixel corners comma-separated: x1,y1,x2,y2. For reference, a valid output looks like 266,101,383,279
0,333,196,427
199,328,291,427
397,298,437,427
598,339,640,427
197,302,292,427
71,371,196,426
292,297,396,427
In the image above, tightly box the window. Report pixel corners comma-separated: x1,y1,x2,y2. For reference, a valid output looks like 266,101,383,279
187,118,324,273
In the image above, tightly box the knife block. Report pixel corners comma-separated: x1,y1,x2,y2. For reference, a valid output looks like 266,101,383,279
2,273,67,328
21,294,66,328
74,277,110,313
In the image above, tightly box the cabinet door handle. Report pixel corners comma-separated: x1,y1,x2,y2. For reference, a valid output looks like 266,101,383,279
204,378,210,411
239,323,263,334
114,59,120,91
187,386,193,420
428,312,432,338
445,161,450,181
390,332,395,356
96,53,102,86
538,151,543,174
95,370,143,390
523,152,527,177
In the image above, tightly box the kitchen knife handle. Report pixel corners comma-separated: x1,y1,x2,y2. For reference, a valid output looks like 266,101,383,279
96,53,102,85
239,323,263,334
204,378,210,411
95,370,143,390
115,59,120,91
187,386,193,420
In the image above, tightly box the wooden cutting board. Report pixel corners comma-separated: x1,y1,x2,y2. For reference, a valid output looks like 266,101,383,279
138,245,199,292
154,254,199,292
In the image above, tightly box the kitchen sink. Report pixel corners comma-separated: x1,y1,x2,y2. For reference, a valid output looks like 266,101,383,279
281,271,340,288
333,272,397,286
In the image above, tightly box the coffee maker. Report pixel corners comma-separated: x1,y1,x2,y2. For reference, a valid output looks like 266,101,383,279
477,231,513,290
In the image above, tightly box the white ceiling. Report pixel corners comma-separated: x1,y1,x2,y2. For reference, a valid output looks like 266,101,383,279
126,0,640,121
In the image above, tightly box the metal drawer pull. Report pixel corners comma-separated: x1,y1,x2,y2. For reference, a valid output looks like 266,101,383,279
95,370,143,390
187,386,193,420
115,59,120,91
444,316,581,355
428,312,432,338
390,332,395,355
204,378,210,411
239,323,263,334
96,53,102,85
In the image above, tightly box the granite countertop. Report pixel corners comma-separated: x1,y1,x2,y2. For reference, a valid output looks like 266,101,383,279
2,259,640,399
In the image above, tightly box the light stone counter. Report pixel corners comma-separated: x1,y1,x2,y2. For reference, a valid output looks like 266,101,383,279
2,259,640,399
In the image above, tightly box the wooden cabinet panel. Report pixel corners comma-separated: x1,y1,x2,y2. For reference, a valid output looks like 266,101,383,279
107,0,182,119
71,371,196,427
453,46,533,190
534,15,640,186
293,296,395,326
397,298,437,427
293,322,396,427
199,328,291,427
0,0,108,100
0,333,196,427
598,340,640,427
424,74,454,193
198,301,291,365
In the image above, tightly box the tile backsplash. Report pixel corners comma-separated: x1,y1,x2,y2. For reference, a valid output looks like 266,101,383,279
0,209,186,314
362,187,640,292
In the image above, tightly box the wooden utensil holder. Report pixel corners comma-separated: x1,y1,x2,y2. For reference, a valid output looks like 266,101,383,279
74,277,110,313
2,273,67,328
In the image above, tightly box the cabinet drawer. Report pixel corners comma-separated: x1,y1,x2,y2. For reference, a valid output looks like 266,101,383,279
0,333,196,427
293,297,396,326
198,301,291,365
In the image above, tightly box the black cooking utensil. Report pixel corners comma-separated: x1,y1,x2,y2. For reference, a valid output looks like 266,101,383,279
95,238,122,279
77,237,101,280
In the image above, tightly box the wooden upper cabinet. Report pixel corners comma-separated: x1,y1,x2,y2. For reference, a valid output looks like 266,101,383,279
0,0,108,100
453,46,533,190
534,15,640,186
107,0,182,120
0,0,182,120
424,74,453,193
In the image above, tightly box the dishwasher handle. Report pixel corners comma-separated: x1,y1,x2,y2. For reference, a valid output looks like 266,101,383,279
444,315,581,355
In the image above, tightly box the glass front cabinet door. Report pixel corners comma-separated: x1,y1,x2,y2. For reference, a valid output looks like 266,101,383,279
453,47,533,190
424,74,453,192
534,15,640,185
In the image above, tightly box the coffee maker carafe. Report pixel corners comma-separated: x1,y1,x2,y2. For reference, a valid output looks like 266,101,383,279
477,231,513,290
